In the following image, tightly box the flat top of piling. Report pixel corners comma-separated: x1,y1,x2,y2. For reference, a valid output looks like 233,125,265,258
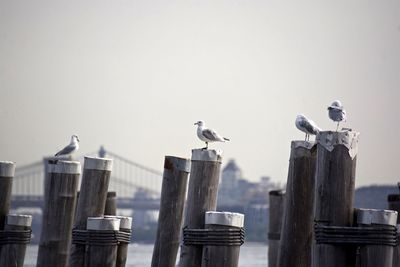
316,130,360,159
48,160,81,174
107,191,117,197
7,214,33,227
291,140,316,150
164,156,191,172
269,190,285,196
357,208,398,226
388,194,400,202
87,217,120,230
191,149,223,162
84,156,113,171
205,211,244,228
104,215,132,229
0,161,16,177
0,160,15,164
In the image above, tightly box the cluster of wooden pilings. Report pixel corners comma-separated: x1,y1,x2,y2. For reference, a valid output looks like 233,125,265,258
268,130,400,267
0,157,133,267
151,149,246,267
1,148,246,267
0,161,33,267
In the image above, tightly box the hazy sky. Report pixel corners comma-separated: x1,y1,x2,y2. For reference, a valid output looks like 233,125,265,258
1,0,399,187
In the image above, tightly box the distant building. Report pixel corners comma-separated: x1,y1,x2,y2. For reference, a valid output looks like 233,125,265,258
218,159,242,206
216,158,281,242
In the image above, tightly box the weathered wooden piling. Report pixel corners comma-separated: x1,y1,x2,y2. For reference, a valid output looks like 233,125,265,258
86,217,120,267
0,214,32,267
0,161,15,231
151,156,190,267
268,190,285,267
277,141,316,267
105,191,117,216
201,211,245,267
69,157,113,267
116,216,132,267
313,131,359,267
179,149,222,267
37,160,81,267
357,208,398,267
388,194,400,267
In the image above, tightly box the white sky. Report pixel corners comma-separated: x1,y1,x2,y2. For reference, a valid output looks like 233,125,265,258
0,0,399,186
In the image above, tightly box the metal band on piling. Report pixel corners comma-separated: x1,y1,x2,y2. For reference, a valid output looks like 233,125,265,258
0,215,32,245
200,211,245,267
183,212,245,246
104,215,133,244
0,214,33,267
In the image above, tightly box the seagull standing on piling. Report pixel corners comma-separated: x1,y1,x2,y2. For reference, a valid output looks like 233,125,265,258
194,121,230,149
328,100,347,131
55,135,80,157
295,114,321,141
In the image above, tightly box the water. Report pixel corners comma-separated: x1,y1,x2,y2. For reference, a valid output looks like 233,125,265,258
24,242,268,266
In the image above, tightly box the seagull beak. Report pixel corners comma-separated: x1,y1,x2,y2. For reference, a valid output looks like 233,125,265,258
194,122,198,125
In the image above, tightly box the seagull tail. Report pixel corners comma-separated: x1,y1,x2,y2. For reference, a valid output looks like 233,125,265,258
223,137,230,142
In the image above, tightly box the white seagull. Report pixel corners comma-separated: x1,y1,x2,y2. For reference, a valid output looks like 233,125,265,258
295,114,321,141
55,135,80,157
194,121,230,149
327,100,347,131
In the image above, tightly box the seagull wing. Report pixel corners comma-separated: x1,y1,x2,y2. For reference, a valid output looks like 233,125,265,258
55,143,77,156
202,128,223,141
299,119,319,135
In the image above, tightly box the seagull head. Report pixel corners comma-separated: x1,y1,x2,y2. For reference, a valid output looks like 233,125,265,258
328,100,343,110
194,120,204,127
71,135,80,142
296,114,306,120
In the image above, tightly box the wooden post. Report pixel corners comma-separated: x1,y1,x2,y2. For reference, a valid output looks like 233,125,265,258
104,215,133,267
277,141,316,267
36,160,81,267
69,157,113,267
268,190,285,267
357,208,398,267
179,149,222,267
313,131,359,267
86,217,120,267
0,214,32,267
388,194,400,267
201,211,245,267
151,156,190,267
116,216,132,267
105,191,117,216
0,161,15,231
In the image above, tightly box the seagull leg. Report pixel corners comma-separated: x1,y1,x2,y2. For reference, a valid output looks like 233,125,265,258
202,142,208,150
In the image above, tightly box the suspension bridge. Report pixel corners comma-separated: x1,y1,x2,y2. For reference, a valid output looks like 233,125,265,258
10,147,163,211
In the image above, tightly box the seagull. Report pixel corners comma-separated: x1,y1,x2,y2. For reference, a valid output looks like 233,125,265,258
55,135,80,157
295,114,321,141
328,100,347,131
194,121,230,149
